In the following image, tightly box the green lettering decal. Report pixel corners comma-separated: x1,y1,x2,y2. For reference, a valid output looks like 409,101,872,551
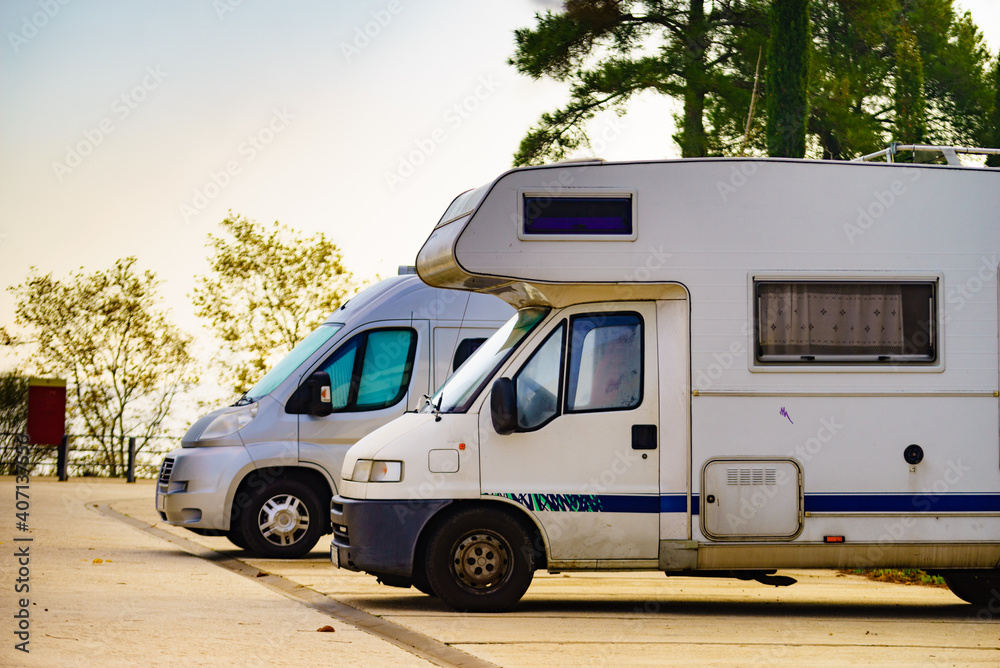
516,493,535,511
484,492,605,512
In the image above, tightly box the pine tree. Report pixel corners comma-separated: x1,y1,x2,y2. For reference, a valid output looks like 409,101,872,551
509,0,769,163
893,24,927,146
987,59,1000,167
766,0,811,157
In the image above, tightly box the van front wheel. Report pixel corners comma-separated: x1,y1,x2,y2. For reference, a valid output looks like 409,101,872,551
424,508,536,612
237,479,322,558
225,529,248,550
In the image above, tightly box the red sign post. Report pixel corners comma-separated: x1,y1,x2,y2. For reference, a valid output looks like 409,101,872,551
27,377,66,446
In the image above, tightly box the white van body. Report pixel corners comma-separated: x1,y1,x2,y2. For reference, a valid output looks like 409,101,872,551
331,155,1000,611
156,272,512,557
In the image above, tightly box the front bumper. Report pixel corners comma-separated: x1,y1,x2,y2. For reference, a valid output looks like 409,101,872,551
155,446,252,530
330,495,451,577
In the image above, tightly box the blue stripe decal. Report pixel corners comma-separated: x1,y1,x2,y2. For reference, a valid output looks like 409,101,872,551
660,495,689,513
487,492,1000,514
805,494,1000,513
600,495,660,513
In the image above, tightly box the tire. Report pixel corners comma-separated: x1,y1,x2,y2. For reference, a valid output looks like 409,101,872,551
374,573,412,589
412,566,436,597
237,478,323,559
941,570,1000,607
374,571,436,597
424,507,537,612
226,529,248,550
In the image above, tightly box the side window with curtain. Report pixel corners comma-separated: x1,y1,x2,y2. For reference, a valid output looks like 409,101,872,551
755,280,937,363
314,328,417,412
566,313,643,412
514,324,565,430
506,311,644,433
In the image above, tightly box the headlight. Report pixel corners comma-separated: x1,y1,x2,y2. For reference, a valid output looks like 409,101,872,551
351,460,372,482
200,403,258,441
350,459,403,482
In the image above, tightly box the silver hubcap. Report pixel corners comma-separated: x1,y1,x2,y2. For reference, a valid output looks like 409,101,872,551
452,532,511,590
257,494,309,546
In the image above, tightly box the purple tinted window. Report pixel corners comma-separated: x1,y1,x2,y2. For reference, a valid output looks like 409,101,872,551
524,197,632,235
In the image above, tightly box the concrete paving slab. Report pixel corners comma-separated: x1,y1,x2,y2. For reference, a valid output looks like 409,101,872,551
365,573,999,667
448,640,1000,668
0,477,435,668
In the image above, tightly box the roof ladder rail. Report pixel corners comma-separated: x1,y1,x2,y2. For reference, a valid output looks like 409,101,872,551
855,143,1000,166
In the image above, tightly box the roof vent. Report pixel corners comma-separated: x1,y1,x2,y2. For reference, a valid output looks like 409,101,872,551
547,157,606,166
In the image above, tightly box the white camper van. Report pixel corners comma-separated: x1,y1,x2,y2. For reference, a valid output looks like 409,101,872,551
156,271,512,558
331,149,1000,611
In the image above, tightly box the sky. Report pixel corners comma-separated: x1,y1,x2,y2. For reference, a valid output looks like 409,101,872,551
1,0,999,375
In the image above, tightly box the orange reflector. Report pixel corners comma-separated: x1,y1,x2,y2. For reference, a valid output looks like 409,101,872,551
824,536,845,543
458,443,466,450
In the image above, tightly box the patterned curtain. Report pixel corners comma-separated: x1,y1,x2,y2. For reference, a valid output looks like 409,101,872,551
759,283,904,356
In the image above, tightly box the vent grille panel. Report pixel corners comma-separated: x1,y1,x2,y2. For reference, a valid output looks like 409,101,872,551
726,467,777,486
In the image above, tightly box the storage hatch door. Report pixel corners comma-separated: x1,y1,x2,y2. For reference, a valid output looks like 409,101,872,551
702,459,802,540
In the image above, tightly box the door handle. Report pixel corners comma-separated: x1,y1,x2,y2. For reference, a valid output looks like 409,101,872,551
632,424,657,450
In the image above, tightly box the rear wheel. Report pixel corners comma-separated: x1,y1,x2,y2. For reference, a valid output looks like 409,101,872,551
941,570,1000,607
237,479,323,558
424,507,537,612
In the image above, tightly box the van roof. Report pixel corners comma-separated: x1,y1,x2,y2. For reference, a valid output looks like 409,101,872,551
324,273,511,325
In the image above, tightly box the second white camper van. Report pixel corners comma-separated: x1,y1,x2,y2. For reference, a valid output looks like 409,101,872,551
332,150,1000,611
156,271,512,557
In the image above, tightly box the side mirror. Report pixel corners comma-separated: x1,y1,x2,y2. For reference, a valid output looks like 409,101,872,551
490,377,517,435
307,371,333,417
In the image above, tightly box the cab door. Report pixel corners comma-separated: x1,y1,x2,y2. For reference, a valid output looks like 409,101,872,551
298,320,429,484
479,302,660,564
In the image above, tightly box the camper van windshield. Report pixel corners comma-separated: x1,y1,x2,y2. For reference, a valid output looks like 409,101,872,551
241,323,344,402
426,307,549,414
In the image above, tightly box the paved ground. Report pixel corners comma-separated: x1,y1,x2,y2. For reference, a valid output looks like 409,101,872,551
3,477,999,667
0,477,434,668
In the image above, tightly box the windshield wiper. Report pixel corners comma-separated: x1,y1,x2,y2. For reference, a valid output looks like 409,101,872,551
233,394,254,407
